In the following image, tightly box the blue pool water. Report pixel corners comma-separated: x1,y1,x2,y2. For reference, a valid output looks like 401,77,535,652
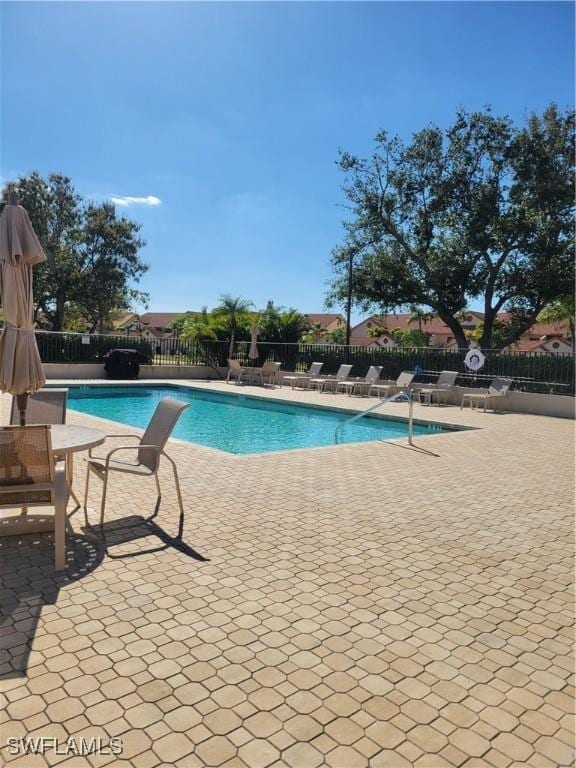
66,386,447,455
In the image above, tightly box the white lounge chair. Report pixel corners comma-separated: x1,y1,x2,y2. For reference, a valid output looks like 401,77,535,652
283,362,324,390
84,397,189,528
338,366,383,397
310,364,353,392
416,371,458,406
10,388,68,425
0,425,68,570
461,378,513,412
370,371,414,398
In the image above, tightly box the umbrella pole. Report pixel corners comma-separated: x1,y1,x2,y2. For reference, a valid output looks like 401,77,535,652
16,392,28,426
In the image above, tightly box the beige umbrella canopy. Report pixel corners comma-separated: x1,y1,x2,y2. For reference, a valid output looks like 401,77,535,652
0,194,46,423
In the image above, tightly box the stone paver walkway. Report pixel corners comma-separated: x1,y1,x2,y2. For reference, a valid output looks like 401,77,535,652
0,382,574,768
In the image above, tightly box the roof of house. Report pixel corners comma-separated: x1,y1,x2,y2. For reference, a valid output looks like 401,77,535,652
512,335,573,352
352,314,457,335
305,313,345,328
112,312,139,329
139,312,189,328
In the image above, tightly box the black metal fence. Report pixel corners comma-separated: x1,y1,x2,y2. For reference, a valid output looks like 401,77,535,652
36,332,574,395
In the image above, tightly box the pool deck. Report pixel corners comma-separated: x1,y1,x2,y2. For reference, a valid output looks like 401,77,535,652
0,380,574,768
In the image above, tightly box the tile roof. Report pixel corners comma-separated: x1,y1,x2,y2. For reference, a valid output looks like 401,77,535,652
139,312,191,328
305,314,345,327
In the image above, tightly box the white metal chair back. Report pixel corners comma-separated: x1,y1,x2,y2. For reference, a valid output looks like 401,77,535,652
335,364,353,381
365,366,383,384
308,362,323,377
0,425,55,507
436,371,458,388
138,397,189,471
10,389,68,425
396,371,414,388
488,378,512,396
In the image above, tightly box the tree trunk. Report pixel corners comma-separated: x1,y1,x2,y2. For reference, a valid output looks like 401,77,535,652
440,314,468,350
53,292,65,331
228,331,235,360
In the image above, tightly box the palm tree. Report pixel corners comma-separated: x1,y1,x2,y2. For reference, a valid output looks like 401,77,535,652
300,322,325,344
276,309,309,344
366,325,389,338
180,306,218,343
538,296,575,353
212,295,254,358
408,305,435,332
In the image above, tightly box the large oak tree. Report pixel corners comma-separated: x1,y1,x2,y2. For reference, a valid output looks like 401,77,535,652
0,173,148,331
328,105,575,349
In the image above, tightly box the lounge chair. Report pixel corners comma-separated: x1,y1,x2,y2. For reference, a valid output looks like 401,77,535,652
252,360,281,387
370,371,414,398
310,364,353,392
84,397,189,529
227,359,248,385
460,378,513,412
283,362,324,390
10,388,68,425
338,366,383,397
0,425,68,570
416,371,458,406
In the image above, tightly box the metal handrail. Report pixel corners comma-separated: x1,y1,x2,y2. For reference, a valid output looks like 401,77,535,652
335,388,414,444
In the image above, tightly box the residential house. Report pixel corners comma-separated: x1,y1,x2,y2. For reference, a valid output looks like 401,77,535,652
304,313,346,342
350,313,483,348
351,313,573,354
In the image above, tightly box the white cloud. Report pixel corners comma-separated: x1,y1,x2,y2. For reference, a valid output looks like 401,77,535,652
110,195,161,207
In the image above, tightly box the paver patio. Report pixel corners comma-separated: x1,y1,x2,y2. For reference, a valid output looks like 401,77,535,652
0,382,574,768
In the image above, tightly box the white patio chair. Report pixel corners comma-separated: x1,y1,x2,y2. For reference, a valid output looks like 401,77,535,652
460,378,513,412
283,362,324,390
310,364,353,392
370,371,414,398
416,371,458,406
10,388,68,425
338,366,383,397
226,359,248,385
0,425,68,570
84,397,189,528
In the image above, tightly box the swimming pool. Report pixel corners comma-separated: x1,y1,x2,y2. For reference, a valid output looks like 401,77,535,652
66,385,449,455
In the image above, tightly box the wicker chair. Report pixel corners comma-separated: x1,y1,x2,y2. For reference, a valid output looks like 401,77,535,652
253,361,281,387
0,425,68,569
227,359,248,384
84,397,189,528
10,388,68,425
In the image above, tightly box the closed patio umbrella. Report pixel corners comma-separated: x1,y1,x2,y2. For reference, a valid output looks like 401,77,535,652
249,325,259,361
0,193,46,424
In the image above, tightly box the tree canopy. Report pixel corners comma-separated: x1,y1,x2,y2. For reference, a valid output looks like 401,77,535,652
0,172,148,331
328,104,575,350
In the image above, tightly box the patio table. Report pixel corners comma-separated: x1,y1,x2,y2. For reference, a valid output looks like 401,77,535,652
0,424,105,537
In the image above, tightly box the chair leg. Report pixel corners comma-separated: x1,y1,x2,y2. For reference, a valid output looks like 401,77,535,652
54,465,68,570
83,467,91,527
100,473,110,528
164,454,185,538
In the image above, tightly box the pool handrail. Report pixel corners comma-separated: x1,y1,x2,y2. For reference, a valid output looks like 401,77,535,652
334,389,414,444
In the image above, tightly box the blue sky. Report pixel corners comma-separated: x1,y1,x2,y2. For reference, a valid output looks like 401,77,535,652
1,1,574,322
